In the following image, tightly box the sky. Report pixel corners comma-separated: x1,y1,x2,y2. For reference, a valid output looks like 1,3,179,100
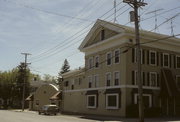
0,0,179,77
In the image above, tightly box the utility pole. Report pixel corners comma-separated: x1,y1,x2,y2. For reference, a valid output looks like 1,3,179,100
21,53,31,111
123,0,147,122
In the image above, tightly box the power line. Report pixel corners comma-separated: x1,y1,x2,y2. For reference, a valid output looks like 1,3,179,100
3,0,94,22
30,2,126,61
30,4,128,62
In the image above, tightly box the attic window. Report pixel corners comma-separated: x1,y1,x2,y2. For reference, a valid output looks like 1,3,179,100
100,29,105,41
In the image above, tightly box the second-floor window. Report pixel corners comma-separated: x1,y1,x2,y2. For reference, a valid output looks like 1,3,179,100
176,56,180,69
106,73,111,86
88,76,92,88
163,53,169,67
107,52,112,65
88,57,93,69
95,56,99,68
150,51,156,65
150,72,157,87
94,75,99,87
114,50,120,64
114,72,119,85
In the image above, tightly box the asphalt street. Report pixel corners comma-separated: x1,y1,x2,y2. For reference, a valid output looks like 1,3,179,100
0,110,180,122
0,110,97,122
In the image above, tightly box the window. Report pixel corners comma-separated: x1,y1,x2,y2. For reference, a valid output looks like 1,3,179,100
106,52,112,65
150,72,157,87
64,81,69,87
163,53,169,67
87,95,96,108
94,75,99,87
134,94,152,108
100,29,105,41
106,73,111,86
176,56,180,69
88,76,92,88
71,79,75,90
134,48,143,64
133,70,145,85
36,100,39,106
114,49,120,64
176,75,180,88
88,57,93,69
114,72,119,85
106,94,119,109
150,51,156,65
95,56,99,68
78,78,82,85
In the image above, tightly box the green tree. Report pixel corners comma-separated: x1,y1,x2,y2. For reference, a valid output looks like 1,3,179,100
57,59,70,90
60,59,70,74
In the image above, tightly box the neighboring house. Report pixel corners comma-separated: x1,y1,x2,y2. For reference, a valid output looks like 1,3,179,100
30,80,57,93
26,84,60,111
61,19,180,117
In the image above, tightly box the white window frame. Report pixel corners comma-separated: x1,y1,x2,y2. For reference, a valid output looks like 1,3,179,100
163,53,169,68
87,95,97,108
94,75,99,87
114,71,120,85
105,72,111,86
106,52,112,66
88,57,93,69
88,76,93,88
149,50,157,66
150,72,157,87
134,48,143,64
106,93,119,109
176,55,180,69
114,49,120,64
134,93,152,107
95,55,99,68
134,70,144,86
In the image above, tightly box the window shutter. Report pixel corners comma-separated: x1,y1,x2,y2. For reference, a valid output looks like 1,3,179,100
157,74,160,87
161,53,163,67
132,48,135,63
132,70,135,85
174,55,176,68
147,72,150,86
143,72,145,86
147,50,149,65
169,54,172,68
142,50,145,64
157,52,159,66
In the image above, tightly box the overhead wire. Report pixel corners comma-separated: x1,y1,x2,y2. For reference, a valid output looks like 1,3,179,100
30,2,126,61
30,4,129,62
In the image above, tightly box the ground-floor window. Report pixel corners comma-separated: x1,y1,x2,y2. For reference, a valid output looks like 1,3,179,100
106,94,119,109
35,100,39,106
134,94,152,108
87,95,97,108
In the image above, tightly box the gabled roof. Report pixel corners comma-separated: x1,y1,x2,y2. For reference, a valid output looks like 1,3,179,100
78,19,126,51
79,19,180,52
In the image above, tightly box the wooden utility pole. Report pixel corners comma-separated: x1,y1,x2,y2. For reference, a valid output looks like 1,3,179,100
123,0,147,122
21,53,31,111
